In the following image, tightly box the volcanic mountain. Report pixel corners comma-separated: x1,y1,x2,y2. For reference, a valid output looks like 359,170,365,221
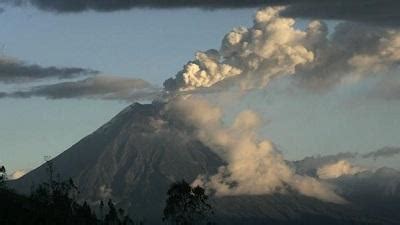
10,102,400,225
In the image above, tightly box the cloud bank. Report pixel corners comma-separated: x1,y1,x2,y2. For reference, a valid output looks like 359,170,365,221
282,0,400,27
0,55,160,102
1,76,159,101
0,56,98,84
5,0,400,27
6,0,271,12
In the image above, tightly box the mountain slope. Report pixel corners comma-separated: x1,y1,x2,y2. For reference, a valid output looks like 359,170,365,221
10,102,400,225
11,102,223,223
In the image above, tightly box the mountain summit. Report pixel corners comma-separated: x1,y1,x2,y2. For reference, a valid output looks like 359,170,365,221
12,102,222,222
10,102,400,225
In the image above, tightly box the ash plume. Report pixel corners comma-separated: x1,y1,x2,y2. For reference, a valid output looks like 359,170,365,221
161,6,400,203
166,97,345,204
165,7,400,93
4,5,399,204
164,7,314,92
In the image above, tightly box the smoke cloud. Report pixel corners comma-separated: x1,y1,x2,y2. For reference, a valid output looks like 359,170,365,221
317,160,365,180
165,7,400,93
363,147,400,160
167,97,345,204
294,147,400,177
165,7,314,92
98,185,113,199
3,4,398,204
160,6,400,203
1,76,159,101
0,56,98,84
293,152,358,176
296,22,400,90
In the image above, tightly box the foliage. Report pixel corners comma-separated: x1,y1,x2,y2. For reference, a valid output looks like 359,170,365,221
163,180,214,225
103,199,136,225
0,165,6,189
0,163,139,225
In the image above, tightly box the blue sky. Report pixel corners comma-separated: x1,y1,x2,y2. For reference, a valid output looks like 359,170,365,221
1,5,399,173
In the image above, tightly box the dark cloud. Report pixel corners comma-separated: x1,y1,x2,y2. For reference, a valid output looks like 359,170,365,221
282,0,400,27
1,76,160,101
0,57,98,83
5,0,276,12
363,147,400,160
4,0,400,26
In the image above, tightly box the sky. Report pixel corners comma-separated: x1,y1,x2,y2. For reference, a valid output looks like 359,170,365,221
1,3,400,174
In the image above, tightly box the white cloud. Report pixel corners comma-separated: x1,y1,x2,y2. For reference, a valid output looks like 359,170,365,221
317,160,366,179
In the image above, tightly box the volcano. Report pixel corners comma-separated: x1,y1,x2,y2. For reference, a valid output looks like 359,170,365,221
10,102,400,225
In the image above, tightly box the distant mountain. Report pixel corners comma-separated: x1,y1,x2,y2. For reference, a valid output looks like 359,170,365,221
335,167,400,197
9,102,400,225
333,168,400,223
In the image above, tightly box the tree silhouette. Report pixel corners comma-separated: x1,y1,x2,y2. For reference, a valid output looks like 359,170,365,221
104,200,119,225
163,180,213,225
29,158,97,225
102,199,137,225
0,165,6,189
0,160,139,225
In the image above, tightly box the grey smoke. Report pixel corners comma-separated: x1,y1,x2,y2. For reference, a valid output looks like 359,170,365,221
294,147,400,176
294,22,400,91
1,76,160,101
0,57,98,83
363,147,400,160
293,152,358,176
